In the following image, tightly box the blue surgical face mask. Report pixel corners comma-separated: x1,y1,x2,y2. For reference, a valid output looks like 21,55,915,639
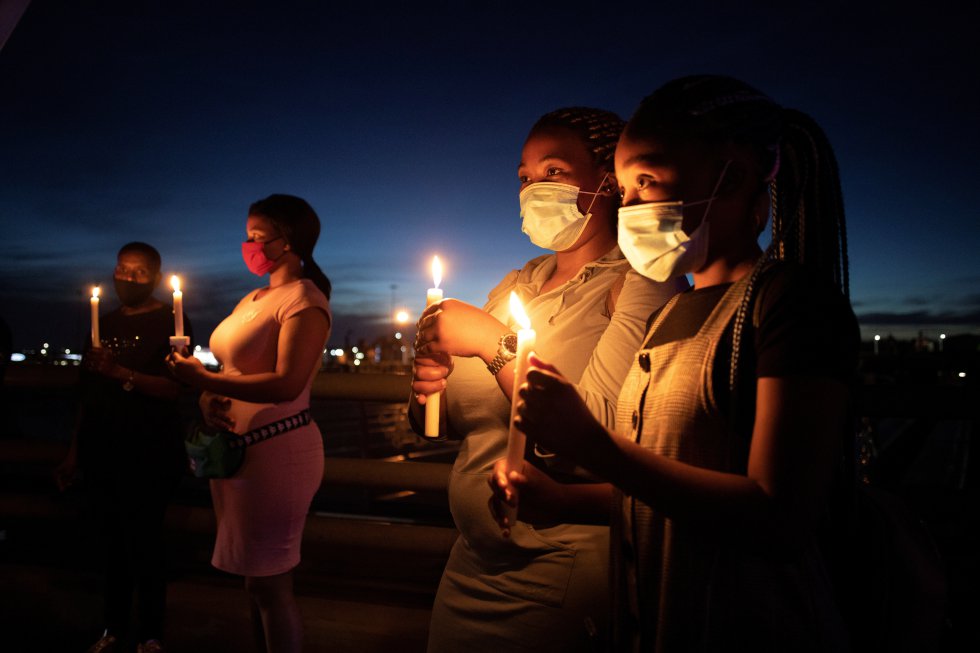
617,161,731,281
519,173,608,251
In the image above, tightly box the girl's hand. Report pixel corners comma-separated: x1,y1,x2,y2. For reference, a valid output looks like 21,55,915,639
415,299,507,361
515,352,610,464
83,346,122,379
411,351,453,404
487,458,560,536
166,349,208,385
198,391,235,431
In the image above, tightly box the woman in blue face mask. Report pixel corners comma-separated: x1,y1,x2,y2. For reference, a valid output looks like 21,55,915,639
512,76,860,651
412,108,686,651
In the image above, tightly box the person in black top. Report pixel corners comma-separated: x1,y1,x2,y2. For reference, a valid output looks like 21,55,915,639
56,242,192,653
505,76,859,650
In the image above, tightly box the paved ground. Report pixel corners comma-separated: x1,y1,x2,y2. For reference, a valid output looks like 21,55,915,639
1,563,433,652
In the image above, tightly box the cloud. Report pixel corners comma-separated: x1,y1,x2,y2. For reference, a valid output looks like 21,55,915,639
856,309,980,325
902,295,934,307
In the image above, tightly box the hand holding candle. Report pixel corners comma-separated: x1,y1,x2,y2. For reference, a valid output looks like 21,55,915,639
505,292,536,473
424,255,444,437
169,275,190,351
500,292,536,529
90,286,101,348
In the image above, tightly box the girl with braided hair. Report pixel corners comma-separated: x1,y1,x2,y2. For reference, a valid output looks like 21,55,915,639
511,76,859,651
412,107,685,651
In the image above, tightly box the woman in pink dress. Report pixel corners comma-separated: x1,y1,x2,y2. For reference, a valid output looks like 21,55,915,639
169,194,331,653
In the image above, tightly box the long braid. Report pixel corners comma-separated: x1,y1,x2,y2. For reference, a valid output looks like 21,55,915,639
731,110,850,393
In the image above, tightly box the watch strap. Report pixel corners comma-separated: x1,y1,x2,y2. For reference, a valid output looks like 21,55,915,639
486,354,510,376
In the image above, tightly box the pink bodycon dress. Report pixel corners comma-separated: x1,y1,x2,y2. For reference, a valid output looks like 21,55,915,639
208,278,330,577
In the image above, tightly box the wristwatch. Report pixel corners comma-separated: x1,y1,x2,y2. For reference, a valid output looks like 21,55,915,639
122,370,136,392
486,332,518,376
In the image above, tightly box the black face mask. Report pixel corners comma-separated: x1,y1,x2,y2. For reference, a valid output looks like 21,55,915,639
114,278,155,307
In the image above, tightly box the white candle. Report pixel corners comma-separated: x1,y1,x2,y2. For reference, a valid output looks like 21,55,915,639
90,286,101,348
424,256,444,437
171,275,184,338
505,291,536,473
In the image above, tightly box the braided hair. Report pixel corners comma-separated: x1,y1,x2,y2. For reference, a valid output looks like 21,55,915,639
530,106,626,173
627,75,849,392
248,194,332,300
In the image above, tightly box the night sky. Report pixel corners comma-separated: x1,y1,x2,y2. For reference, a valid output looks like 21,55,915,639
2,0,978,351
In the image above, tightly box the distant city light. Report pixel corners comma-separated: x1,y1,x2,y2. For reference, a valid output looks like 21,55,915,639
940,333,946,339
65,354,82,361
43,342,49,348
352,346,359,353
395,332,402,340
195,345,202,351
9,353,25,362
355,352,365,360
65,348,71,354
395,310,410,324
874,335,881,341
353,359,361,366
959,372,967,378
40,348,47,355
329,348,345,357
400,346,406,352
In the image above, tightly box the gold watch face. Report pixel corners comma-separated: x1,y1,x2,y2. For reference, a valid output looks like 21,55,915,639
500,333,518,356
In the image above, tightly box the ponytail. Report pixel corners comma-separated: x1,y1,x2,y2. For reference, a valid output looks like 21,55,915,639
302,255,332,301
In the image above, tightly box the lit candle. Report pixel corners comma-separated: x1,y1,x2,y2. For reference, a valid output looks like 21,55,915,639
424,256,444,437
171,275,184,338
169,275,190,351
90,286,101,348
505,291,536,473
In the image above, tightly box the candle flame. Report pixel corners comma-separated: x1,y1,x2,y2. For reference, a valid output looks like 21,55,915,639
92,286,100,299
171,275,181,292
431,256,442,289
509,291,531,330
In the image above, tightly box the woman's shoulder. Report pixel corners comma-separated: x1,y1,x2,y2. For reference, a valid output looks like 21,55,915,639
277,279,330,316
753,261,852,324
485,253,553,302
619,269,690,306
295,278,329,304
751,260,859,378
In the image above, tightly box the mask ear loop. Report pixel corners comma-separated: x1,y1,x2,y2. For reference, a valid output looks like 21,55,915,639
693,159,733,228
581,171,611,219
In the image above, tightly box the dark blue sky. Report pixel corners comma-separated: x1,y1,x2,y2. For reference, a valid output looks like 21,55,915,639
2,0,978,350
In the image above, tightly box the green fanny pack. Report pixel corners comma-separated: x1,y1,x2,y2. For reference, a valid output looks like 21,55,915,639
184,409,312,478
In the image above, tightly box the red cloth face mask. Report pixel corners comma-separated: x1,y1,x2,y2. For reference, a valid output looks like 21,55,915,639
241,238,283,276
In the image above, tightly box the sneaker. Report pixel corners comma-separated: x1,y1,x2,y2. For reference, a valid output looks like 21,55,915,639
137,640,166,653
86,631,117,653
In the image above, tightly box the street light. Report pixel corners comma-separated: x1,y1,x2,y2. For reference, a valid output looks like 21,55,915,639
874,334,881,355
939,333,946,353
